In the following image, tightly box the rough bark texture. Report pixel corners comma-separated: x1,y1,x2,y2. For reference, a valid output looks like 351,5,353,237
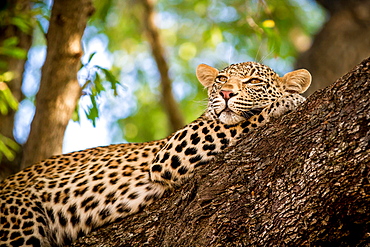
0,0,32,178
21,0,94,168
296,0,370,96
71,57,370,246
140,0,185,132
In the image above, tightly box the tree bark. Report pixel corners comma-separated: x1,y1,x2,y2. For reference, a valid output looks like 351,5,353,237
0,0,33,177
21,0,94,168
296,0,370,96
140,0,185,132
71,57,370,246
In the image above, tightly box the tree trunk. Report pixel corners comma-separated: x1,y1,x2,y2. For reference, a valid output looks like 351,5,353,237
21,0,94,168
0,0,33,177
71,57,370,246
296,0,370,96
140,0,185,132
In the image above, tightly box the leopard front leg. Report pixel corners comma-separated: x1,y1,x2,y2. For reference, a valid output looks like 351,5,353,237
228,94,306,146
149,120,233,188
260,93,306,122
149,125,210,188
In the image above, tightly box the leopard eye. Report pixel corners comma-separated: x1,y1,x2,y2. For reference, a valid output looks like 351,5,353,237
215,75,228,83
250,79,262,84
243,78,264,85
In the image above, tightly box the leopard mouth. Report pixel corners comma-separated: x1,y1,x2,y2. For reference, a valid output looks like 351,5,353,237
217,107,234,117
222,107,233,113
216,107,264,125
218,107,263,118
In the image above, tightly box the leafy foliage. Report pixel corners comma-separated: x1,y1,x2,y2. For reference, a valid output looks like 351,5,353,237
0,37,27,64
0,134,19,161
0,0,326,160
0,72,18,114
0,1,33,160
0,72,20,161
76,52,123,127
86,0,324,142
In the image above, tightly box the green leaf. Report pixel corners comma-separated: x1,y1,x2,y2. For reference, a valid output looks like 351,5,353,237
3,37,18,47
0,80,19,115
2,88,19,111
94,73,105,93
0,100,8,115
87,52,97,63
71,102,80,122
86,94,99,127
11,16,32,33
94,66,120,95
0,45,27,59
0,134,19,161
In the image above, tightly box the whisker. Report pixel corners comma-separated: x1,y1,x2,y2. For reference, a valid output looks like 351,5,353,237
259,46,275,63
228,46,233,64
194,99,208,108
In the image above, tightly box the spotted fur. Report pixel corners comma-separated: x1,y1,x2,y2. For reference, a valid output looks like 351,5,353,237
0,62,311,246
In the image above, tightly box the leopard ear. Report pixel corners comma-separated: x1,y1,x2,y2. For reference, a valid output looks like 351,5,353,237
196,64,219,88
281,69,312,94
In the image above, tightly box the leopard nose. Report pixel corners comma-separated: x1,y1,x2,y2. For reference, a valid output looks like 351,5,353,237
220,90,237,100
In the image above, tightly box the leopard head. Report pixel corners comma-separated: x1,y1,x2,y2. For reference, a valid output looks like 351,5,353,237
196,62,311,125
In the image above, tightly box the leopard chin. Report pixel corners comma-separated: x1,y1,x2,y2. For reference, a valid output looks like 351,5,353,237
218,110,246,125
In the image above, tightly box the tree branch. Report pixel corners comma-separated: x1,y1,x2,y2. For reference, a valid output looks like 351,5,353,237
72,57,370,246
140,0,185,132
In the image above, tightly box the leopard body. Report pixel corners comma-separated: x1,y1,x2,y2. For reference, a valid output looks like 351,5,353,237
0,62,311,246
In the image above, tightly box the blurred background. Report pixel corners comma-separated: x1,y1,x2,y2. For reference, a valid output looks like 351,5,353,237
1,0,369,179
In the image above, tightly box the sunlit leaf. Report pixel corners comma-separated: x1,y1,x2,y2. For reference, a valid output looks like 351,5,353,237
0,81,19,115
0,47,27,59
86,94,99,127
0,100,8,115
94,65,121,95
71,102,80,122
210,27,223,47
2,135,19,151
0,37,27,59
94,73,104,93
262,19,275,28
3,37,18,47
0,134,19,161
11,16,33,33
178,42,197,61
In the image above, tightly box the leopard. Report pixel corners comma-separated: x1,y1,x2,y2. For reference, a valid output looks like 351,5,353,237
0,61,311,247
